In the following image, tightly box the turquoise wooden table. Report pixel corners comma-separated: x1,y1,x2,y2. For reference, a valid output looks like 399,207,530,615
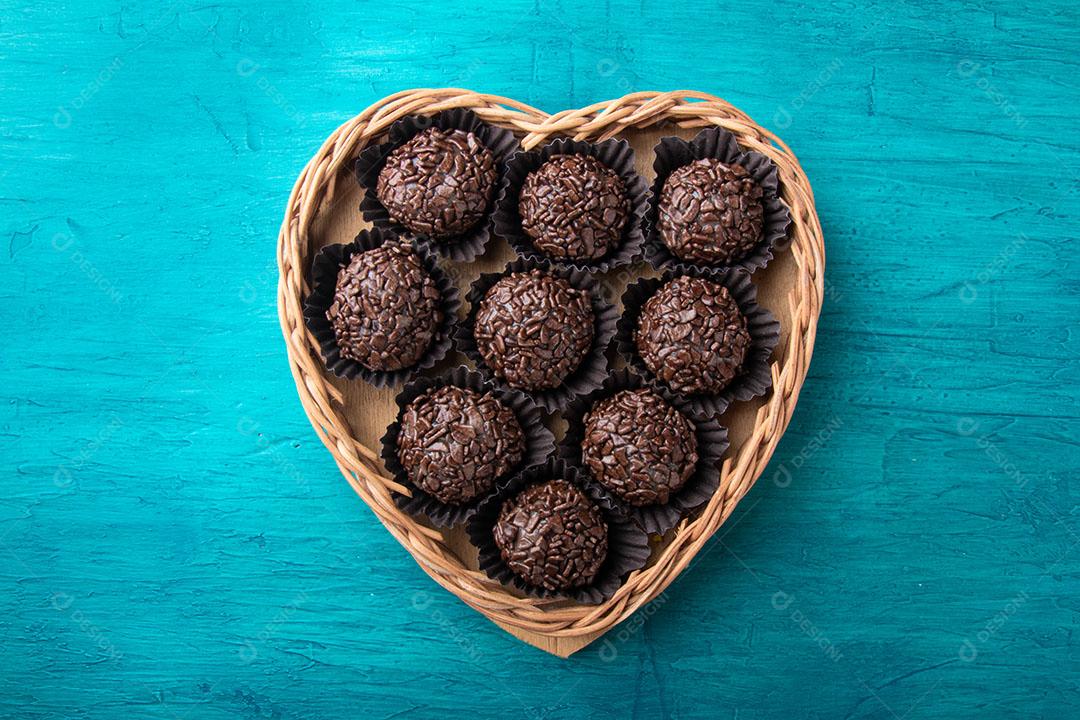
3,1,1078,717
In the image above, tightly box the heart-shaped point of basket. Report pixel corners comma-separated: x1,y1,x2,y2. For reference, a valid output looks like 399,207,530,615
277,89,825,658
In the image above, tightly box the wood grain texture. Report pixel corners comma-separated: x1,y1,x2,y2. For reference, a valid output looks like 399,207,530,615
1,0,1078,718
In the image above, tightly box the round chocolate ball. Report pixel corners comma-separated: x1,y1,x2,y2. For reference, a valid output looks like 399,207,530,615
397,386,525,505
376,127,497,238
635,275,751,395
582,389,698,506
473,270,595,391
493,479,608,591
518,154,630,261
327,242,442,372
658,158,764,265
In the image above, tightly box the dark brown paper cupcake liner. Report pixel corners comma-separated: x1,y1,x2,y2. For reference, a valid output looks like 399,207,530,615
492,137,649,273
380,366,556,527
559,369,729,535
615,265,780,417
354,108,520,262
467,458,651,604
456,258,618,412
645,127,792,274
302,228,460,387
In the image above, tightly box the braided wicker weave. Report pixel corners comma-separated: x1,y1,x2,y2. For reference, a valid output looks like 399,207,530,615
277,89,825,657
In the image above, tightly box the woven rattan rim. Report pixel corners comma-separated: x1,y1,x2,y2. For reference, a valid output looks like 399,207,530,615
277,89,825,637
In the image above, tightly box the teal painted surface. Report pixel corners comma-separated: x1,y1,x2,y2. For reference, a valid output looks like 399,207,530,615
2,0,1078,717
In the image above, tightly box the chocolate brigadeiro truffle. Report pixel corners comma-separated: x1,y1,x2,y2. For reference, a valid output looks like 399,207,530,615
646,127,792,273
397,385,525,505
582,389,698,507
495,138,649,273
327,241,443,372
493,479,608,592
376,127,497,239
383,368,556,527
636,275,751,395
473,269,595,391
518,154,630,261
562,370,728,534
469,459,652,601
658,158,764,266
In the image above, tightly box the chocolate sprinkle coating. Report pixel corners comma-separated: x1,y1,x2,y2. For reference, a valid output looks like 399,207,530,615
518,154,630,260
658,159,764,265
327,242,442,372
582,389,698,506
493,479,608,591
376,127,497,238
635,275,751,394
397,386,525,505
473,269,595,391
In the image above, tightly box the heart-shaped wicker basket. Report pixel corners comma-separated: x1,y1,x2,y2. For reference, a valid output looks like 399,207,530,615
277,89,825,657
